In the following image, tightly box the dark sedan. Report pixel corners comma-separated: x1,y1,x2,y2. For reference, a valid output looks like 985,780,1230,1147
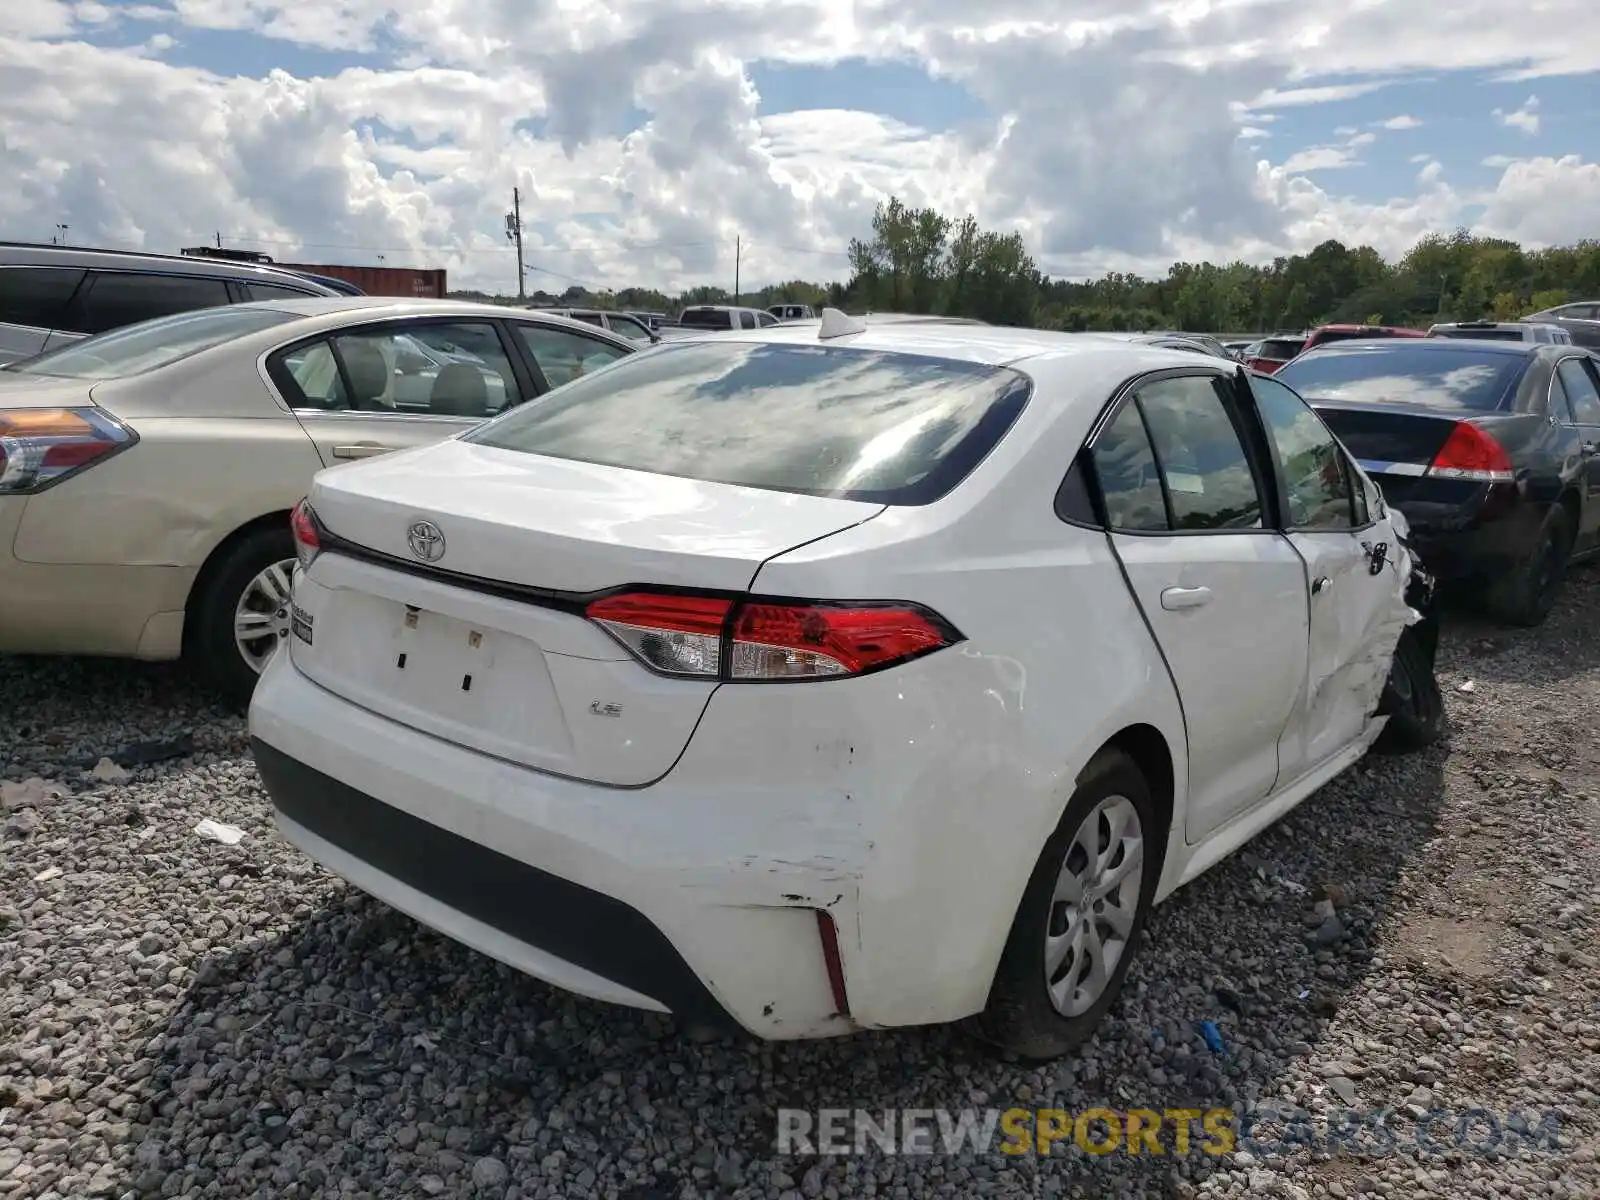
1275,338,1600,626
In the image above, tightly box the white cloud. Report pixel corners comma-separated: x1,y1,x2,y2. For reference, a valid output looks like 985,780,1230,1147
1479,155,1600,243
0,0,1597,294
1494,95,1541,135
1244,82,1393,109
1280,146,1359,172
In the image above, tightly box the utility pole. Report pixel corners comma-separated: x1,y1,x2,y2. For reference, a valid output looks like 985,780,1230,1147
505,188,526,300
733,235,741,302
215,231,222,249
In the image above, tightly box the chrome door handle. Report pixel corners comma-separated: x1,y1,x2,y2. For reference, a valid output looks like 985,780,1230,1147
1312,576,1332,594
1160,585,1213,611
331,443,392,459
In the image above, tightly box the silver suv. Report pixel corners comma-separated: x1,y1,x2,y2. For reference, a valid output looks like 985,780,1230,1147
675,305,781,331
1426,320,1572,344
0,242,345,365
1523,302,1600,349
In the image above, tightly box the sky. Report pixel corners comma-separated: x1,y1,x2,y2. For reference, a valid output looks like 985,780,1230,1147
1,0,1597,296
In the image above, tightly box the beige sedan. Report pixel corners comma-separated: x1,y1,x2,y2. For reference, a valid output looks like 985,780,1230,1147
0,297,635,705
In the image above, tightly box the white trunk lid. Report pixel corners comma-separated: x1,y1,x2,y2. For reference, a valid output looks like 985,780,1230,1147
293,439,883,784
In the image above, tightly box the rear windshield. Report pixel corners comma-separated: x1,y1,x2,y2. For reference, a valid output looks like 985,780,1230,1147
1276,343,1526,411
464,341,1032,505
4,305,294,379
1430,327,1521,341
1257,339,1305,359
1309,329,1399,346
677,309,730,328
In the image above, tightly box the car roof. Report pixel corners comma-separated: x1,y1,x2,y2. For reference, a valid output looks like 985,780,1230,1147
165,297,642,351
0,240,343,291
1297,336,1543,358
653,318,1230,380
1312,323,1411,333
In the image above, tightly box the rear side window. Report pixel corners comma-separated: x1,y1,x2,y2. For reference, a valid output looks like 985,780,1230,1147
1556,358,1600,424
74,272,232,335
0,266,87,329
677,309,726,328
739,311,757,329
1258,339,1304,360
1431,327,1521,341
513,323,630,390
1090,404,1167,531
1135,375,1264,530
465,341,1031,505
1276,344,1524,412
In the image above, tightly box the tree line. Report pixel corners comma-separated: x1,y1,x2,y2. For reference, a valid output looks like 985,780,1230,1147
453,195,1600,333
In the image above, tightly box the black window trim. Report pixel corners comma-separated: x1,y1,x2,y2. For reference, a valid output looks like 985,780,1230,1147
1237,370,1376,535
265,315,539,419
1061,365,1284,538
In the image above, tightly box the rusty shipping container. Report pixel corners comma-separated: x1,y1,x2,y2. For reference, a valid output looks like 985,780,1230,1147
279,263,448,298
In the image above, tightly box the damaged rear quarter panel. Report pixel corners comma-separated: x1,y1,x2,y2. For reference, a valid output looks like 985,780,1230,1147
12,415,325,567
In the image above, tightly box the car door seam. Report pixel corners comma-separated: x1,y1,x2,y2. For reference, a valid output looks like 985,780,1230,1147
1100,527,1191,776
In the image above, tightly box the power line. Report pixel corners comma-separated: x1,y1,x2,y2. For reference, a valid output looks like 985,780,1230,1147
215,232,848,259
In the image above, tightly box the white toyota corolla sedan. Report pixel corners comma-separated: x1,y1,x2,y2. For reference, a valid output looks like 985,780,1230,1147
249,310,1443,1058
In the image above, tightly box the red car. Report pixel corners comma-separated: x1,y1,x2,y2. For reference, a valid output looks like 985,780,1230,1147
1299,323,1426,354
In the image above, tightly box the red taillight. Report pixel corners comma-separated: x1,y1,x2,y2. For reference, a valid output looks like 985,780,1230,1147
0,407,135,494
585,591,959,682
290,499,321,569
1427,422,1514,483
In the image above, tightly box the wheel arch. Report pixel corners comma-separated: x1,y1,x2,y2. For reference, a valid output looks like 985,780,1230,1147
181,509,294,652
973,720,1180,1000
1090,723,1176,878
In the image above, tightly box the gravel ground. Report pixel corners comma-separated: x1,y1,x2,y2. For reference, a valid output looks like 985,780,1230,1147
3,574,1598,1200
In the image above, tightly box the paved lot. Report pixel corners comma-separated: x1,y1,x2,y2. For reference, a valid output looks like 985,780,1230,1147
2,575,1597,1199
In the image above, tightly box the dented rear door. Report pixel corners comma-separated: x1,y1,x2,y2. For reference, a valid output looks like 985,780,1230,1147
1247,374,1414,778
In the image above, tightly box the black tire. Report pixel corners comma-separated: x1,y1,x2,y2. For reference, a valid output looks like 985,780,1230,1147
972,749,1159,1061
187,525,296,711
1487,504,1574,628
1373,624,1445,754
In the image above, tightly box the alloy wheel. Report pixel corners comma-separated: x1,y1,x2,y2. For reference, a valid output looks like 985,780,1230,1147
1044,794,1145,1017
233,558,297,675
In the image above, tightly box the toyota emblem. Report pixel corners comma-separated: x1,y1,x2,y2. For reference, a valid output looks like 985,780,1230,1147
407,520,446,562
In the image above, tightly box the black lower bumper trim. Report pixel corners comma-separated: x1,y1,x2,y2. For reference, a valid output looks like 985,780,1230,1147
251,737,740,1034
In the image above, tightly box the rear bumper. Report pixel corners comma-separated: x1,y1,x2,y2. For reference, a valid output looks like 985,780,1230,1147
252,738,741,1031
248,632,1059,1039
1383,482,1541,583
248,652,877,1039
